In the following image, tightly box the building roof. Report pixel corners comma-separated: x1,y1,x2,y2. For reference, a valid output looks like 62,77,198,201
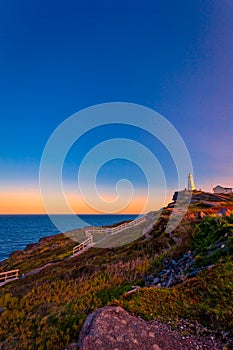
213,185,233,190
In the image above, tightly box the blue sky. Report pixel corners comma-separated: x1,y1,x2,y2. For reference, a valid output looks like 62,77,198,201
0,1,232,213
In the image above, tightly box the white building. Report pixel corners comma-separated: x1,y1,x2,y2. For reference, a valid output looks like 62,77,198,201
213,185,233,194
188,173,196,191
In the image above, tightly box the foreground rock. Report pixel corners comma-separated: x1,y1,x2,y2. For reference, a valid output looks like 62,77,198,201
72,306,224,350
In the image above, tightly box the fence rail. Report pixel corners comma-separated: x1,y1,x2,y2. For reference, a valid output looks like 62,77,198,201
86,216,146,236
72,237,93,255
0,269,19,283
72,216,146,255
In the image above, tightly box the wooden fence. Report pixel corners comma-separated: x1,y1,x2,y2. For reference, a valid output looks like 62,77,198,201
86,215,146,235
72,216,146,255
0,216,150,284
0,269,19,283
72,236,93,255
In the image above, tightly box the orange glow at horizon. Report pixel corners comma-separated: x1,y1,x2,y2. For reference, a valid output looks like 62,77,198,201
0,190,163,214
0,191,47,214
66,193,152,214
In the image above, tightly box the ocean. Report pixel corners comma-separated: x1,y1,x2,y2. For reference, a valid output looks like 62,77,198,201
0,214,138,262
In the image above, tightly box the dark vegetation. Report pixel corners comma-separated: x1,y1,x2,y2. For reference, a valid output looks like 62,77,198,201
0,192,232,349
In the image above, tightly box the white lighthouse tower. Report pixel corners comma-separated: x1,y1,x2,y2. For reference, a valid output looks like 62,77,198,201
188,173,196,191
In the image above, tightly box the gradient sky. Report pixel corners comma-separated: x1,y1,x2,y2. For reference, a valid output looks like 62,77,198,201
0,0,232,214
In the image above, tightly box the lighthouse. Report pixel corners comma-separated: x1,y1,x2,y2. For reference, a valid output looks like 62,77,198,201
188,173,196,191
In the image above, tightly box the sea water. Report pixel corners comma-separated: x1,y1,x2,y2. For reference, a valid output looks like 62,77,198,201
0,214,137,261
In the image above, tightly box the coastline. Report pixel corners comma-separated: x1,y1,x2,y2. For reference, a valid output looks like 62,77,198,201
0,214,138,262
0,192,232,349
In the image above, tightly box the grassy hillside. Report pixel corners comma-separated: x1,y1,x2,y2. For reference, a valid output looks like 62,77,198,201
0,191,232,350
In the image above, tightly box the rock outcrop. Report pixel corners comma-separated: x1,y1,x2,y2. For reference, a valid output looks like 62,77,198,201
144,251,195,288
172,190,233,204
73,306,223,350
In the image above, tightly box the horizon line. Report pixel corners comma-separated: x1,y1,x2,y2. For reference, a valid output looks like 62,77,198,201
0,213,141,216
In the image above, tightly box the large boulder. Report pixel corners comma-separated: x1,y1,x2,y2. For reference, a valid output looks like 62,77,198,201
75,306,223,350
